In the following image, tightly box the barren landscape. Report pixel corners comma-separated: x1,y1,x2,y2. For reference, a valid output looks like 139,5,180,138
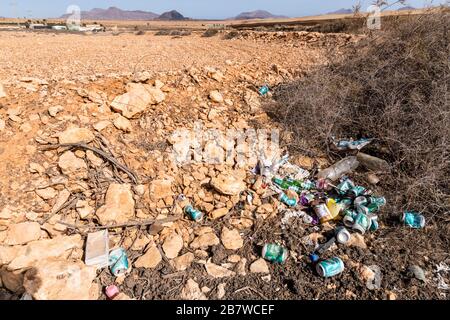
0,8,449,301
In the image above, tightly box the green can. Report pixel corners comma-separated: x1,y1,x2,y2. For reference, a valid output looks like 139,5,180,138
350,186,367,197
353,213,371,234
336,178,355,195
262,243,288,263
316,257,345,277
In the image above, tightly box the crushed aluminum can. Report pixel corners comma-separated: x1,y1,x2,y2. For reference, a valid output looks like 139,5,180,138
352,212,371,234
336,177,355,195
184,205,203,222
334,138,373,151
262,243,288,263
335,227,352,244
109,248,129,277
316,257,345,278
300,192,315,206
369,216,379,231
350,186,367,197
258,85,269,96
343,209,358,227
401,211,425,229
279,192,298,207
303,214,314,224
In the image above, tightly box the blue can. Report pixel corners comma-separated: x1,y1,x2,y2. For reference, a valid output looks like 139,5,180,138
258,85,269,96
402,211,425,229
109,248,129,276
316,257,345,277
184,205,203,221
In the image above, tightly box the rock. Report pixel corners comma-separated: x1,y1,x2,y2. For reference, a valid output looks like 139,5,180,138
210,208,229,220
211,172,246,196
134,245,162,269
0,267,24,293
23,259,98,300
366,173,380,185
180,279,207,300
5,222,41,245
217,283,226,299
149,179,173,200
244,90,261,113
408,265,426,282
58,151,88,179
51,189,71,214
58,127,94,144
209,90,224,103
250,258,270,273
76,200,93,219
347,233,367,249
162,232,183,259
221,227,243,250
48,106,64,117
95,184,135,225
190,233,220,249
387,291,397,300
110,83,165,119
35,187,58,200
208,109,220,121
171,252,194,271
228,255,241,263
29,163,45,174
357,153,390,172
0,118,5,131
0,83,6,98
205,260,235,278
236,258,247,275
1,235,83,270
93,120,112,132
113,115,132,132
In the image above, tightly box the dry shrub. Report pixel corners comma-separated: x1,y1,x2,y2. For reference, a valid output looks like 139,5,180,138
223,31,239,39
269,9,450,218
202,29,219,37
155,30,171,36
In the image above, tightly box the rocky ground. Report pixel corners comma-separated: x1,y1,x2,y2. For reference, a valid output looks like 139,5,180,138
0,29,448,300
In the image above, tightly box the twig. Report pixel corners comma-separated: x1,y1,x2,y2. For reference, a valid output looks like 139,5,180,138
40,143,139,184
57,217,179,232
234,286,268,300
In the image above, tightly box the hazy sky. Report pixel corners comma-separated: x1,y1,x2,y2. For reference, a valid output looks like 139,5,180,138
0,0,445,19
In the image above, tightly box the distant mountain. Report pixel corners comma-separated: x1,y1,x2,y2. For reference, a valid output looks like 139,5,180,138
60,6,159,21
327,8,353,15
232,10,288,20
398,6,416,11
155,10,187,21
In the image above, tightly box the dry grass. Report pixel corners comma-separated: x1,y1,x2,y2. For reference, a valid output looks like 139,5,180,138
269,9,450,218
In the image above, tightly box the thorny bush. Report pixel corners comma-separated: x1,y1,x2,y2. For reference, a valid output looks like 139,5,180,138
269,9,450,219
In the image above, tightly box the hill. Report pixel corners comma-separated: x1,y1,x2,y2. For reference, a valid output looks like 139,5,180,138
327,8,353,15
232,10,288,20
155,10,187,21
60,6,159,21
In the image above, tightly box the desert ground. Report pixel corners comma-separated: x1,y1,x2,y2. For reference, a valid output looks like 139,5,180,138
0,12,448,300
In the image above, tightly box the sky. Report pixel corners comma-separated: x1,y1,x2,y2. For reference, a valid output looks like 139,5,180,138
0,0,445,19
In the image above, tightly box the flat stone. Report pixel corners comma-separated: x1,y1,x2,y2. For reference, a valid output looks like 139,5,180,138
5,222,41,246
205,260,235,278
95,184,135,225
210,208,229,220
35,187,58,200
113,115,132,132
23,259,98,300
0,83,7,98
58,127,94,144
1,235,83,270
162,232,183,259
211,172,246,196
134,245,162,269
171,252,194,271
190,233,220,249
221,227,243,250
180,279,207,300
149,179,173,200
209,90,224,103
58,151,88,179
250,258,270,274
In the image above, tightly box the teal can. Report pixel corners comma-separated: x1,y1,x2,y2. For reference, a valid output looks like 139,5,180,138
258,85,269,96
184,205,203,221
109,248,129,277
316,257,345,277
401,211,425,229
262,243,288,263
350,186,367,197
369,196,386,207
353,213,371,234
279,193,298,207
369,215,379,231
337,178,355,195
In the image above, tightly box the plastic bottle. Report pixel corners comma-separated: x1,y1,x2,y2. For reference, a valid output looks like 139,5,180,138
317,156,359,182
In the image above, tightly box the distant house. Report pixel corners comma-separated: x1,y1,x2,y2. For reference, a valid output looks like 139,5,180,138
52,25,68,31
29,23,52,30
